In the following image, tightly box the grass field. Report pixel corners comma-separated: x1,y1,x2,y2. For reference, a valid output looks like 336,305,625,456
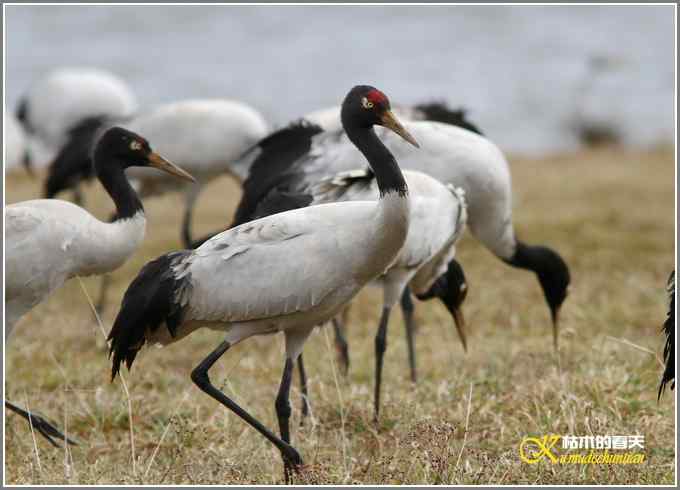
4,145,676,484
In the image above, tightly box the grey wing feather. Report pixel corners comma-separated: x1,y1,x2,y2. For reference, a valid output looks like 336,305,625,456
309,168,377,204
184,209,356,323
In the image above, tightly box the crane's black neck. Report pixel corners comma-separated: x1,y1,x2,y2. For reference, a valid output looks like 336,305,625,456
94,156,144,220
344,124,408,197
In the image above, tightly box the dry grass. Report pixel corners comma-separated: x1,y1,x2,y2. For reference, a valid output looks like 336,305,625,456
4,145,676,484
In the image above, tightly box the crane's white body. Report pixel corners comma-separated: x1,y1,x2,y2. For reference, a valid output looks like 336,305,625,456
5,112,26,171
310,169,467,307
290,119,515,260
5,200,145,337
146,191,409,356
20,67,138,152
125,99,269,195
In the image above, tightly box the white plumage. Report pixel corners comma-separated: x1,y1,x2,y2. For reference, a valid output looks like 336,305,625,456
125,99,269,188
312,169,466,306
18,67,138,152
4,112,27,171
146,193,409,348
5,203,145,337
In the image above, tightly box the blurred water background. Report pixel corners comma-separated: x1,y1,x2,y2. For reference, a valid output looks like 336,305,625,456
4,4,675,156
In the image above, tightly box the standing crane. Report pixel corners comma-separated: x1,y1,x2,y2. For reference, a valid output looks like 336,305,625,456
107,85,417,480
5,127,194,446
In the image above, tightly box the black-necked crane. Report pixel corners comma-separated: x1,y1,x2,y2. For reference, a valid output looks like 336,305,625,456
224,112,570,352
5,126,194,446
269,168,470,419
15,67,138,173
659,270,675,400
107,85,418,480
43,99,269,247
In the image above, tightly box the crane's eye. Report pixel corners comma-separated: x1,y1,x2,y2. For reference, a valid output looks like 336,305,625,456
129,140,142,151
361,97,374,109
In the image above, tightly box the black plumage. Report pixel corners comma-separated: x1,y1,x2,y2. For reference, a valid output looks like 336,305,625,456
15,96,31,133
231,120,323,227
44,115,110,198
659,271,675,400
413,102,484,135
108,251,192,379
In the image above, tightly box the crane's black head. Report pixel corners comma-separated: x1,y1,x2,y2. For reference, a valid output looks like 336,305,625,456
341,85,419,148
506,241,570,349
416,258,469,352
93,127,194,181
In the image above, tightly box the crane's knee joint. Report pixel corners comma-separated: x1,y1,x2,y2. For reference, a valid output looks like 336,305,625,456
190,367,210,388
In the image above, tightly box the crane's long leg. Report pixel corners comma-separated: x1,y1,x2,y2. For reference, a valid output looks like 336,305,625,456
296,354,309,426
332,317,350,376
374,307,392,421
400,287,418,383
276,358,296,482
190,341,303,474
5,400,77,447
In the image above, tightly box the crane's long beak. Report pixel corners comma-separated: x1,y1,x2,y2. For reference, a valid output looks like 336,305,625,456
551,306,560,351
147,152,196,182
450,306,468,353
380,110,420,148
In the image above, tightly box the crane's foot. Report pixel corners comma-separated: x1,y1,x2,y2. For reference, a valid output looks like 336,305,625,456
281,444,303,483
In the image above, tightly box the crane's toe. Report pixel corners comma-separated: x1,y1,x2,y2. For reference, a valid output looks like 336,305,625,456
28,412,79,447
280,443,304,468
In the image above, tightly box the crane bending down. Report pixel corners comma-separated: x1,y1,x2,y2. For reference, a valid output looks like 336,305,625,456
107,86,419,479
15,67,138,173
5,127,194,446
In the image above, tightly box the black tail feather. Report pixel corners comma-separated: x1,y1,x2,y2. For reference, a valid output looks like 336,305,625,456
44,116,109,198
231,120,323,227
108,251,191,380
252,189,313,220
658,271,675,400
414,102,484,136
